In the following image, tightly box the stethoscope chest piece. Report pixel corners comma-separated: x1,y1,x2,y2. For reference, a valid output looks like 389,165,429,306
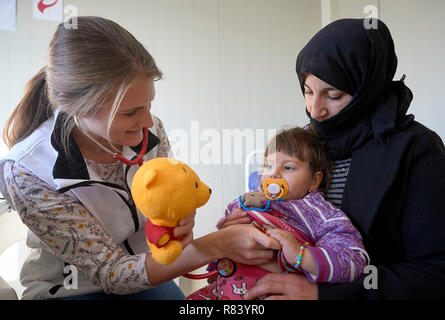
216,258,236,278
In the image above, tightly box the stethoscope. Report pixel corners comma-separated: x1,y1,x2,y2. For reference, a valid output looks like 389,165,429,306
74,117,290,280
74,116,149,166
75,116,219,279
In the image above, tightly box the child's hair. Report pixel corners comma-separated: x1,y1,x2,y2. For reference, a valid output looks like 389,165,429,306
3,16,162,157
264,127,332,193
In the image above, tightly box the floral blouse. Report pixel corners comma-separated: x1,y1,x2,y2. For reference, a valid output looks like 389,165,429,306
2,115,172,295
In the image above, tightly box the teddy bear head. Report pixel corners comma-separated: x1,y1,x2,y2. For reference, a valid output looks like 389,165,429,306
131,158,211,226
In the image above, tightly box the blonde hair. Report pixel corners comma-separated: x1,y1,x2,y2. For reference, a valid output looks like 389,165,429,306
3,16,162,156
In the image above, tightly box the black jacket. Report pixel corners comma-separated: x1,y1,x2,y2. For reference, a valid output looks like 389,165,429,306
318,119,445,299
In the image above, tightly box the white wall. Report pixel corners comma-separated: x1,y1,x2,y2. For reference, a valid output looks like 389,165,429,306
380,0,445,141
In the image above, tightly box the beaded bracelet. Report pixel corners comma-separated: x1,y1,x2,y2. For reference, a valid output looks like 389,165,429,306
294,242,309,271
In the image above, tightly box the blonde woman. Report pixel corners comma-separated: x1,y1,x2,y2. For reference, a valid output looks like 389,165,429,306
0,16,279,300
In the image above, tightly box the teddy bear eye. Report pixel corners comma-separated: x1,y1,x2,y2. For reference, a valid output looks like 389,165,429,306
195,182,198,188
182,167,187,173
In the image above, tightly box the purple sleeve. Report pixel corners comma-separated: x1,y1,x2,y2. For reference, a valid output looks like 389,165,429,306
281,192,370,284
225,197,241,217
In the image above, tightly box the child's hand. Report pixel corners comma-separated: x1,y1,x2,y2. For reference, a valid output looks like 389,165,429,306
216,209,251,229
265,229,300,265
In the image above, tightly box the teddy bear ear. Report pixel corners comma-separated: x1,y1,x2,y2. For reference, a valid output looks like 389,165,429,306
143,169,158,189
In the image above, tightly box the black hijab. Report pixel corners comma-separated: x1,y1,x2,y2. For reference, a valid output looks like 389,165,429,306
296,18,413,160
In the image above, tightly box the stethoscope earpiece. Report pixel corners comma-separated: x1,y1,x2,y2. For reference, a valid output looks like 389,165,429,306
113,127,148,166
74,115,148,166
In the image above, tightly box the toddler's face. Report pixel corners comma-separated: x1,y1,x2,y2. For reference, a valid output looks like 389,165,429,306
262,151,321,200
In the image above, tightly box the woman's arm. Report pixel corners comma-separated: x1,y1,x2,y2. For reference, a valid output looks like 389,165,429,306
3,161,151,295
146,224,281,285
273,196,369,284
246,273,318,300
6,161,281,294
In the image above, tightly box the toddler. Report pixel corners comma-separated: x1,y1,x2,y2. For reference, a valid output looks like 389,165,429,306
186,127,369,300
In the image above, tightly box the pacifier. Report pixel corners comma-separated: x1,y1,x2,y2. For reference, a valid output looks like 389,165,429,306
262,178,289,200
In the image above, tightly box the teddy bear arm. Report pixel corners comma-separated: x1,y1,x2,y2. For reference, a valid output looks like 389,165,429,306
158,233,170,247
146,219,175,248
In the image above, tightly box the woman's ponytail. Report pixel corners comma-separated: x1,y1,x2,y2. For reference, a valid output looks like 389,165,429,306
3,67,53,149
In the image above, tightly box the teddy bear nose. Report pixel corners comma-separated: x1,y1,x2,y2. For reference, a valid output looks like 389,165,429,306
209,188,212,195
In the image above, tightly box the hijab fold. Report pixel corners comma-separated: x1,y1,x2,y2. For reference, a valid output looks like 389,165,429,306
296,19,414,160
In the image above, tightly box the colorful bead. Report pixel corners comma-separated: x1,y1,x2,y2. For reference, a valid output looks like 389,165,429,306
294,242,309,271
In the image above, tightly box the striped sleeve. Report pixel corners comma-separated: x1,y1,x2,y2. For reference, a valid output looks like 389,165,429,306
284,192,369,283
325,158,351,209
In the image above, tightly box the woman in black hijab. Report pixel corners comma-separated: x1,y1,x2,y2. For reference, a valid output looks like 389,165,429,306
246,18,445,300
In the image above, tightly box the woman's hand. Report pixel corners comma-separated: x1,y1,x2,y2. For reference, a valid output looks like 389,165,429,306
245,273,318,300
174,210,196,248
146,221,280,286
217,224,281,265
216,209,251,229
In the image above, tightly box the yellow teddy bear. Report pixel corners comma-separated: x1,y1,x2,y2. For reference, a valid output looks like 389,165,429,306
131,158,211,265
